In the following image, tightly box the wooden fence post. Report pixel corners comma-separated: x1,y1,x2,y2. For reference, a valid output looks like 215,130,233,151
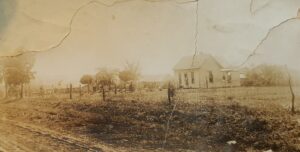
79,84,82,99
102,86,106,101
20,83,24,99
168,83,171,105
168,82,175,105
70,83,73,99
40,85,44,98
286,66,295,115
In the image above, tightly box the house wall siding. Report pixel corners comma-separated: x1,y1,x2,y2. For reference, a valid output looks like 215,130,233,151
174,58,241,88
175,69,201,88
200,58,224,88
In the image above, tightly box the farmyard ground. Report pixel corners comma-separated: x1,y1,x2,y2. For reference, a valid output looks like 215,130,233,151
0,86,300,151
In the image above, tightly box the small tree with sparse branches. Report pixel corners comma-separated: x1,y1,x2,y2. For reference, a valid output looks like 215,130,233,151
118,61,140,92
96,68,117,101
80,74,94,94
0,53,35,98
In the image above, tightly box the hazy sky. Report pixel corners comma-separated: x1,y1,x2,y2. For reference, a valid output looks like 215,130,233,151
0,0,300,83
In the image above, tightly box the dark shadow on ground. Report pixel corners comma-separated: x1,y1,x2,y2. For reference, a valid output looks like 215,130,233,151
53,100,300,152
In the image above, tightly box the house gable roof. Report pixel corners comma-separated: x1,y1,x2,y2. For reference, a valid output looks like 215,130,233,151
173,53,223,70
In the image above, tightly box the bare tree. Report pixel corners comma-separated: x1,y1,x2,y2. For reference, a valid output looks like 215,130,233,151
96,68,117,101
118,61,140,92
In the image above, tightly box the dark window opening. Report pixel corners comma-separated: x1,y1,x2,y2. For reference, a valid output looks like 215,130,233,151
184,73,189,86
191,72,195,84
179,73,182,85
209,71,214,83
227,72,232,83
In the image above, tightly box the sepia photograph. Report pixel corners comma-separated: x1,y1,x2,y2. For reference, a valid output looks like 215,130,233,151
0,0,300,151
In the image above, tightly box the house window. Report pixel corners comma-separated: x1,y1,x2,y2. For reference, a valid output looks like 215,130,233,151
208,71,214,83
184,73,189,86
227,72,232,83
191,72,195,84
178,73,182,85
222,73,226,81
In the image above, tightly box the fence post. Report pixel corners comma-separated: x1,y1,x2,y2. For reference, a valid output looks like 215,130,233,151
102,86,106,101
70,83,73,99
40,85,44,98
168,82,175,105
286,66,295,115
168,83,171,105
79,84,82,99
20,83,24,99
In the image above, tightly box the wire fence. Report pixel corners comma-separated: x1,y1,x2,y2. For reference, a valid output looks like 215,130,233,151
27,85,300,112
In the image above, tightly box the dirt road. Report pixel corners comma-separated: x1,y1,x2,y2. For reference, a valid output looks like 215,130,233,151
0,118,107,152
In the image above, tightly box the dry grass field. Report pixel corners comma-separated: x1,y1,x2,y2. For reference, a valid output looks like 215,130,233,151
0,86,300,151
100,86,300,110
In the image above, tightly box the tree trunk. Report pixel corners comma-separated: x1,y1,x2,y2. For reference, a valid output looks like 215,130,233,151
87,84,90,94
